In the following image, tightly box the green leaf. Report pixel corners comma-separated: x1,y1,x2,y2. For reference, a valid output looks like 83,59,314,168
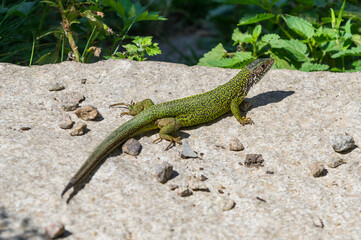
137,11,167,21
351,59,361,67
123,44,138,54
198,43,254,68
232,28,253,44
13,1,38,17
232,52,254,65
282,15,315,39
80,10,111,34
320,40,339,53
270,39,308,62
313,26,336,43
261,34,280,43
209,52,253,68
351,34,361,46
198,43,228,67
103,0,126,21
269,52,296,70
238,13,274,26
336,0,346,30
146,44,161,56
300,63,329,72
252,25,262,40
133,36,151,46
331,46,361,58
330,8,336,29
354,66,361,71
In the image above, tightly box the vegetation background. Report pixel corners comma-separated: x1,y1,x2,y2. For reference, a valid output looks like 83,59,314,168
1,0,360,71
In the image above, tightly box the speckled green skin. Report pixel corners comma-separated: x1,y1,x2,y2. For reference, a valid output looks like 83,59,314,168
62,58,274,201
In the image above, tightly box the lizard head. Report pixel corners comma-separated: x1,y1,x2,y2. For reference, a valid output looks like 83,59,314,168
244,58,274,93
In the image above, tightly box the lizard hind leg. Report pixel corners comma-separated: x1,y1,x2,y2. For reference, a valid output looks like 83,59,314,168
110,99,155,116
154,118,182,150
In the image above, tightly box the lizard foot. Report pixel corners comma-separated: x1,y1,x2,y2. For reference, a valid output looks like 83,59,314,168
109,101,137,116
154,136,182,151
238,117,254,126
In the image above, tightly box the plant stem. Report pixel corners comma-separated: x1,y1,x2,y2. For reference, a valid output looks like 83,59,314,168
57,0,80,62
81,25,96,62
29,32,35,66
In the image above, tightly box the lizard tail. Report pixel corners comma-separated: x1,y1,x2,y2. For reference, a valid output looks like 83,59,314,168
61,113,156,200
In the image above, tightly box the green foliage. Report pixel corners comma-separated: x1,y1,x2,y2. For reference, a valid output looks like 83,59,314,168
198,0,361,72
0,0,165,65
109,36,161,61
238,13,275,26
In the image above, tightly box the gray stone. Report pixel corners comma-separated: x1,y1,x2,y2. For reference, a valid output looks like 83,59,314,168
331,133,355,152
244,154,264,167
327,157,346,168
181,139,198,158
221,198,236,211
59,91,85,111
229,137,244,151
309,162,325,177
189,178,209,191
74,105,99,121
58,114,73,129
44,222,65,239
122,138,142,156
70,121,87,136
48,82,65,91
177,187,193,197
312,216,324,228
1,60,360,239
154,162,173,183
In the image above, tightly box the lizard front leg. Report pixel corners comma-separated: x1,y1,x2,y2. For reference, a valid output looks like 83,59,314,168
154,118,182,150
110,99,154,116
230,96,253,125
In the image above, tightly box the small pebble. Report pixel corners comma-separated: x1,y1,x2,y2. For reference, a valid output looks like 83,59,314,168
197,174,208,181
331,133,355,152
58,114,74,129
177,187,193,197
48,82,65,91
45,222,65,239
256,196,267,203
155,162,173,183
229,138,244,151
215,144,226,149
19,126,31,131
312,216,324,228
244,154,264,167
221,198,235,211
181,139,198,159
122,138,142,156
309,162,325,177
327,157,346,168
168,184,179,191
74,105,99,121
70,121,87,136
60,92,85,111
189,179,209,192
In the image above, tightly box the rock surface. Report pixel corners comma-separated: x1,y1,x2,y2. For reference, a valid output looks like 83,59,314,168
0,59,360,239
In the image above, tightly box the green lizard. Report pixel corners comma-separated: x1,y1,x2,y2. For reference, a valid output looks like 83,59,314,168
61,58,274,201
